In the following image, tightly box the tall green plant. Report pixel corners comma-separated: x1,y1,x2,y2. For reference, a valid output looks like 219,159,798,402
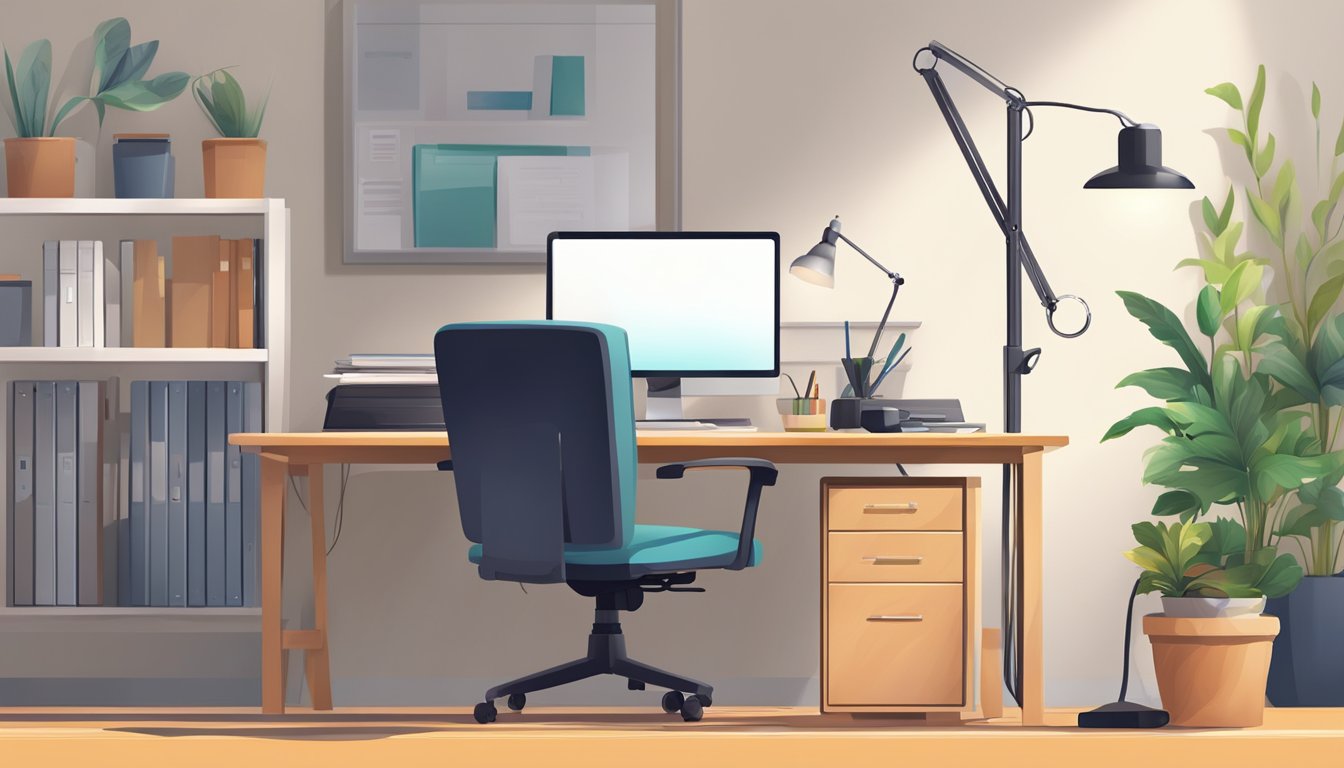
1204,67,1344,576
193,68,268,139
4,18,187,138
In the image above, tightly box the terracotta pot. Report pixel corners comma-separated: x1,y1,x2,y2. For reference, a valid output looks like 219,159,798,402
1144,614,1279,727
202,138,267,198
4,137,76,197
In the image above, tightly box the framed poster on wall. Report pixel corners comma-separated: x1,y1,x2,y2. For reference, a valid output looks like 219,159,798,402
343,0,681,264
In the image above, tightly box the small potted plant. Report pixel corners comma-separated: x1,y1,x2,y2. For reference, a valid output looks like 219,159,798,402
1126,519,1299,727
3,18,187,197
193,68,269,198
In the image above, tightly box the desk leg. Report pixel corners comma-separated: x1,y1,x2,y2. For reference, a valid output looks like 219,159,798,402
260,453,287,714
1018,449,1044,726
304,464,334,710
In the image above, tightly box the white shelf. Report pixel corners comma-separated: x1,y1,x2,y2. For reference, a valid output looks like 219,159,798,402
0,198,272,215
0,606,260,633
0,347,268,363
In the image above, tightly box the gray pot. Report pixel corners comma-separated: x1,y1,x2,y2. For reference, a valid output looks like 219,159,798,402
1266,574,1344,706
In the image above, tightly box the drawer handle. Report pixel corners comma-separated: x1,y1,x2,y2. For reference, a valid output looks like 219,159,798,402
867,615,924,622
863,502,919,512
863,556,924,565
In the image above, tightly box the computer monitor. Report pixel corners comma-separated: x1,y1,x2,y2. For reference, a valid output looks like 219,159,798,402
547,231,780,421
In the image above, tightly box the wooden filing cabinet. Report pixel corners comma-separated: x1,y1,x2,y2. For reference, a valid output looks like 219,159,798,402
821,477,980,714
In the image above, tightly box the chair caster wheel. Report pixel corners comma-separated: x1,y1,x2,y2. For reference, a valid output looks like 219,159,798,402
661,690,684,714
473,701,497,724
507,693,526,712
628,679,646,691
694,693,712,708
680,696,704,722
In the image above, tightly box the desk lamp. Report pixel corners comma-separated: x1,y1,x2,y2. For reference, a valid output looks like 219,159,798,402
910,40,1191,728
791,216,905,392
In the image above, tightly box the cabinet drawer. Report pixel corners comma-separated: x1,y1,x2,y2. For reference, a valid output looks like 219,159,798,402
827,584,964,707
828,532,963,583
827,486,963,531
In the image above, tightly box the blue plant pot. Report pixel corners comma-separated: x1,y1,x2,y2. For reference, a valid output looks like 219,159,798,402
1265,573,1344,706
113,135,175,198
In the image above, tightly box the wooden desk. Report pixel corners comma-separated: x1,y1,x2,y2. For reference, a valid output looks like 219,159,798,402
230,431,1068,724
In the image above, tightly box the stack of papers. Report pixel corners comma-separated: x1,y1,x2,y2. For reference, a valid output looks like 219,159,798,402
325,353,437,385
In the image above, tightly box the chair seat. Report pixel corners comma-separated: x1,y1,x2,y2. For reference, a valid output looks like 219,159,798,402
468,524,762,579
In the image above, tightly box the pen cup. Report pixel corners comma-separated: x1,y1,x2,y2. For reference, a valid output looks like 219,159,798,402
777,397,828,432
841,356,874,398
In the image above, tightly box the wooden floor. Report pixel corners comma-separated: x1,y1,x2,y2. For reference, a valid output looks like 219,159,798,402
0,707,1339,766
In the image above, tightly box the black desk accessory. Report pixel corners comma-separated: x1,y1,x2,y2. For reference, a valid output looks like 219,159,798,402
323,384,445,431
1078,579,1170,728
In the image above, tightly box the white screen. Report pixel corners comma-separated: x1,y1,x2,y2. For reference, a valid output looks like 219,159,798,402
549,236,778,374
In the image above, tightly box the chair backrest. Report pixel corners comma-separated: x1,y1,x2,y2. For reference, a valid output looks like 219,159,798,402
433,321,638,583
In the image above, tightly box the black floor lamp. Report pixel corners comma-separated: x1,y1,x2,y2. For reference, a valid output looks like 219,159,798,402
912,41,1192,728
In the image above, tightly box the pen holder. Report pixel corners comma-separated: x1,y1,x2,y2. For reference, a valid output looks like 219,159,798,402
777,397,827,432
841,356,874,398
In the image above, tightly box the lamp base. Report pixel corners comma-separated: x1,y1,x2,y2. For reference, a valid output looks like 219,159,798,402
1077,701,1169,729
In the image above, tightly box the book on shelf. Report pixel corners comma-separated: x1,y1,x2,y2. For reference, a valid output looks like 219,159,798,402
128,240,165,348
170,236,216,349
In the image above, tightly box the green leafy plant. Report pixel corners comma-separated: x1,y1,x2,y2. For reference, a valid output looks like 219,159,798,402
1106,66,1344,582
1203,67,1344,576
4,18,187,138
193,68,268,139
1126,520,1302,598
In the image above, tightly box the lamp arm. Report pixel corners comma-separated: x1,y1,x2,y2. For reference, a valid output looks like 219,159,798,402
865,277,903,362
916,59,1090,338
834,231,898,280
1024,100,1137,128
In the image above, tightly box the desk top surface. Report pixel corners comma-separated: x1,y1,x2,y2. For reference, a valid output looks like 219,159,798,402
231,431,1069,449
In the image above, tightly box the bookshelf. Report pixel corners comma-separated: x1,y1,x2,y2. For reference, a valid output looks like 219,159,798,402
0,198,290,622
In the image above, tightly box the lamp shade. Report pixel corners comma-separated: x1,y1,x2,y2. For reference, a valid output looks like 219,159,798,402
790,218,841,288
1084,124,1194,189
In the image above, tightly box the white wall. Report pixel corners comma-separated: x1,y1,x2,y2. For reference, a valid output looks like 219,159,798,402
1,0,1340,708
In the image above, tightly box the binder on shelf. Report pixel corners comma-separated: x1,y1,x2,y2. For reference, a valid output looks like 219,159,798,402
59,241,78,348
105,246,121,348
225,381,244,606
33,381,56,605
128,380,148,605
78,242,94,347
77,380,105,605
206,380,227,606
237,242,255,350
55,381,78,606
253,240,264,348
167,381,188,606
129,240,165,348
187,381,208,606
43,241,57,347
211,241,231,348
170,235,218,348
242,381,262,606
10,381,36,606
101,378,120,606
148,381,169,606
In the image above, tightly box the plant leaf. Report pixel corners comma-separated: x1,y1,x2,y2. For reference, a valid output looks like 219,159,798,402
1201,196,1220,234
1196,284,1222,336
1271,158,1295,213
1218,187,1236,233
1119,367,1202,401
1228,128,1253,161
1176,257,1233,285
1152,489,1202,518
97,71,189,111
1308,272,1344,335
1336,115,1344,157
1248,64,1266,141
1213,221,1244,265
1116,291,1212,392
1220,259,1263,314
92,17,130,93
1252,453,1329,503
1102,406,1180,441
1236,304,1273,353
12,39,52,138
1255,133,1276,178
1313,82,1322,119
1247,188,1283,246
1206,82,1243,110
48,95,85,136
1258,339,1320,400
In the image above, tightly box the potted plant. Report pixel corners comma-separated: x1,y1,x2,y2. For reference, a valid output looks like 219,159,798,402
1200,66,1344,706
3,18,187,197
1126,520,1296,726
194,68,268,198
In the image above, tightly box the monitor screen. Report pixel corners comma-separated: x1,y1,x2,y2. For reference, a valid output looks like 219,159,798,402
547,232,780,377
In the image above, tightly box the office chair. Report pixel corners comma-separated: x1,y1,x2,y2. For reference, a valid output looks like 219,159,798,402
433,321,777,723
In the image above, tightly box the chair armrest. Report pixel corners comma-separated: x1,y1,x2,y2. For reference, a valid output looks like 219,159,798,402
655,457,778,570
437,460,454,471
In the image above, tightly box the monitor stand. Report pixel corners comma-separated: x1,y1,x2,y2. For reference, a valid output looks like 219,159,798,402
640,378,753,427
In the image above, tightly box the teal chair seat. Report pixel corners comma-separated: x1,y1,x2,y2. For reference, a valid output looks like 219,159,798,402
469,524,762,579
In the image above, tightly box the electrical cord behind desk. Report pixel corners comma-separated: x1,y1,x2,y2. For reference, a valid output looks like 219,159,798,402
288,465,352,556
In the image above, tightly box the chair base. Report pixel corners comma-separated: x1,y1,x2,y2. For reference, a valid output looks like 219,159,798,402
483,604,713,704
